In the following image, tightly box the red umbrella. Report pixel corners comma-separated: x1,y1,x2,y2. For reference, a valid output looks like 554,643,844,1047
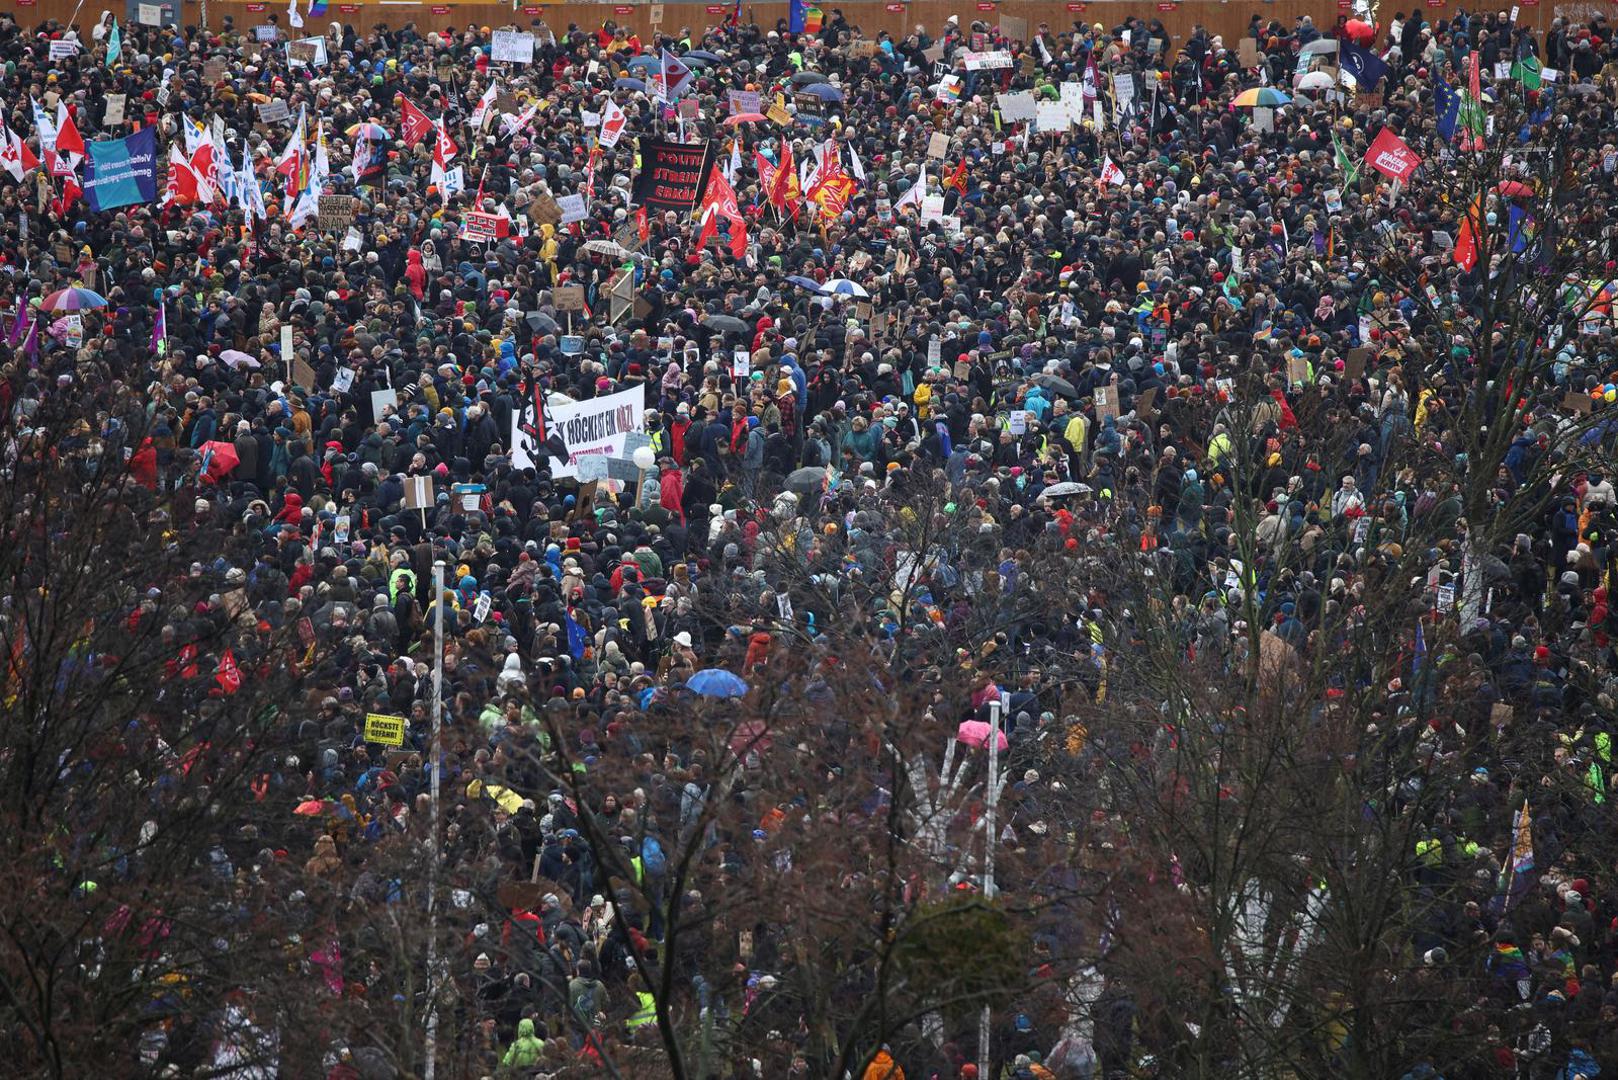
197,440,239,482
722,112,768,126
1495,180,1534,199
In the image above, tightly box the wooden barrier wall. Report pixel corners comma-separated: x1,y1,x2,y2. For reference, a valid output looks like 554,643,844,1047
14,0,1618,53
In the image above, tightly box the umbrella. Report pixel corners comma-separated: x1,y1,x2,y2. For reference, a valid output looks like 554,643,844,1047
1299,39,1339,58
344,122,390,140
40,287,108,311
798,83,845,102
957,720,1009,751
294,798,327,816
1032,373,1079,398
1232,88,1291,108
790,71,829,85
703,313,751,334
729,720,773,756
686,49,723,63
786,465,831,496
625,55,661,71
818,278,869,297
1294,71,1336,91
1568,82,1603,96
614,77,648,91
197,440,240,481
687,668,750,698
784,275,823,290
526,310,561,335
723,112,768,126
1040,481,1092,498
1496,180,1534,198
219,348,261,370
582,239,634,259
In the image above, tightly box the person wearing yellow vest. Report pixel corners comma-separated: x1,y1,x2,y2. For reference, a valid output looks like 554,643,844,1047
625,973,657,1033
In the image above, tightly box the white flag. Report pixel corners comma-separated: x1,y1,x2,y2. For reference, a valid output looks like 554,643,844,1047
1099,154,1126,187
847,143,866,183
598,99,627,148
31,98,56,152
287,0,304,29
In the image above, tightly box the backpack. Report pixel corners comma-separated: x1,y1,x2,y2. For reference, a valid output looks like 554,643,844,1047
641,835,668,878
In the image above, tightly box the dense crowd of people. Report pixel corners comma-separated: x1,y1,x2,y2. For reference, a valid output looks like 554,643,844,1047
10,1,1618,1077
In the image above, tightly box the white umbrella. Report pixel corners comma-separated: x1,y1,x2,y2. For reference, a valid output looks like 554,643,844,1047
219,349,262,370
1299,39,1339,59
1041,481,1092,498
1295,71,1337,91
582,239,634,259
818,278,870,298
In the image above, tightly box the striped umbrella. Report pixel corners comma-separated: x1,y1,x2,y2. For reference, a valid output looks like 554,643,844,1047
40,287,109,312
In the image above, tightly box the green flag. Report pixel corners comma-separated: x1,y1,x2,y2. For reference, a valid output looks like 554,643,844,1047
1510,55,1543,90
1332,128,1360,186
106,18,121,68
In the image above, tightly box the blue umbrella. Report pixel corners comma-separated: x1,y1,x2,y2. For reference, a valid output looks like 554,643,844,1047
686,49,723,63
798,83,844,102
686,668,750,698
818,278,869,297
614,77,648,91
784,275,823,290
625,55,661,71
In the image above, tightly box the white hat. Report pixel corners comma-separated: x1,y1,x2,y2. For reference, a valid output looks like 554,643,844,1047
674,631,693,647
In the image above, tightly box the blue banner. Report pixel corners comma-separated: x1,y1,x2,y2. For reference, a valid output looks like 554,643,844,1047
84,126,157,213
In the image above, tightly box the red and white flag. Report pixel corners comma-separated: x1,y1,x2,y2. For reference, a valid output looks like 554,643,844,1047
0,123,32,182
1098,154,1126,187
215,648,242,694
598,99,627,149
398,95,434,146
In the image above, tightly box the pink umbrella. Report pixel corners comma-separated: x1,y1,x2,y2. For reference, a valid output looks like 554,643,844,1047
956,720,1008,751
722,112,768,126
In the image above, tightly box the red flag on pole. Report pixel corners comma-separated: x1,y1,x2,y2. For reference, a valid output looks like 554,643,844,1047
215,648,241,694
398,96,434,146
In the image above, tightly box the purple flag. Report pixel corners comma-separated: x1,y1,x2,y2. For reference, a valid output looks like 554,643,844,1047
150,298,166,356
7,297,27,346
21,316,39,361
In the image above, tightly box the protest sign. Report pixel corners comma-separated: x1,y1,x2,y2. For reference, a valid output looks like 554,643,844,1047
962,51,1013,70
927,131,950,158
556,193,588,224
363,713,407,746
256,100,291,124
728,90,762,115
317,194,356,230
103,95,126,126
491,31,536,64
553,284,586,312
511,385,646,478
996,91,1037,122
138,2,164,25
462,211,502,243
1036,100,1070,133
48,41,79,60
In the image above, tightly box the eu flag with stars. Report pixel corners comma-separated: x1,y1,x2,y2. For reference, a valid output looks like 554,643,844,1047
1434,75,1461,142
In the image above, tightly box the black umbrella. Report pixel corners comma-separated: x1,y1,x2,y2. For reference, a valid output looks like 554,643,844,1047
703,314,751,334
786,466,831,496
790,71,830,85
1033,373,1079,398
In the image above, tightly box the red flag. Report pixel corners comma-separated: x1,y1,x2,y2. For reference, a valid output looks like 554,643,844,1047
44,148,75,179
636,206,650,245
697,168,747,258
398,96,434,146
215,648,241,694
51,175,81,218
771,139,802,219
943,158,969,194
1453,190,1484,272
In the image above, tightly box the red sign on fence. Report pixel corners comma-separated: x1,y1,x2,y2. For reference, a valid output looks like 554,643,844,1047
885,1,905,9
1067,2,1086,11
430,4,449,12
338,3,360,10
706,4,727,12
976,1,995,9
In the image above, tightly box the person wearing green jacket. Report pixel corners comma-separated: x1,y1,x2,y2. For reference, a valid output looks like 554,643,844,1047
501,1017,544,1072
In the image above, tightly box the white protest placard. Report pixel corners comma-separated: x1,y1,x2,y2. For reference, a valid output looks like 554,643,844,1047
473,592,492,622
1036,100,1070,134
962,50,1013,71
581,109,600,128
332,367,355,394
256,99,291,124
556,193,589,225
510,385,646,478
1252,107,1274,133
138,2,164,26
48,41,80,60
491,30,536,65
289,37,329,68
1324,187,1343,213
1060,81,1086,122
343,226,363,252
253,25,279,43
1494,61,1511,81
371,388,399,419
1007,410,1029,434
1112,72,1136,108
927,131,950,159
1093,100,1106,130
996,91,1037,123
103,94,126,126
732,347,750,380
280,324,294,362
921,194,946,223
728,89,762,115
927,338,942,366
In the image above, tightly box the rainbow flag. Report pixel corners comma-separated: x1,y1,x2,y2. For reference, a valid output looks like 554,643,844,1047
308,0,328,16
